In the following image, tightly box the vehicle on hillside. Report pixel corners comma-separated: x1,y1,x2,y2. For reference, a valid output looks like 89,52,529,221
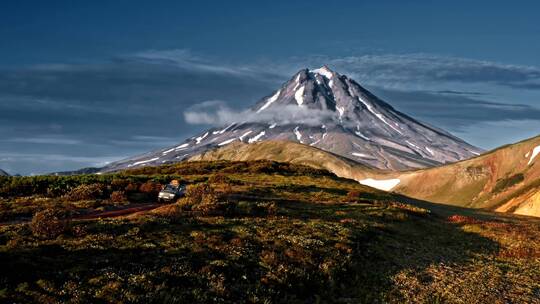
158,183,186,202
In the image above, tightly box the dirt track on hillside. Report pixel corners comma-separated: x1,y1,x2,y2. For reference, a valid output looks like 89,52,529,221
0,203,164,226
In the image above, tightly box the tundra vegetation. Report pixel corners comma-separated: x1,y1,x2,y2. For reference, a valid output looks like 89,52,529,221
0,160,539,303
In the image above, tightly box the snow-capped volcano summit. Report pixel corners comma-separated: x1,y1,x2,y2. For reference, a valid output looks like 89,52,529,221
101,66,483,172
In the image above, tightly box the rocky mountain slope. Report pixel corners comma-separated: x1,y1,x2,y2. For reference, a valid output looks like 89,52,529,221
101,66,481,172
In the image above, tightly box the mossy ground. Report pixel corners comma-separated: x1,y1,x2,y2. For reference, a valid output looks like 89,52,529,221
0,161,539,303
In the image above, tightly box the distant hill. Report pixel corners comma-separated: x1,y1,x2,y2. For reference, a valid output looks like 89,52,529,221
189,140,377,179
52,167,101,176
0,169,9,176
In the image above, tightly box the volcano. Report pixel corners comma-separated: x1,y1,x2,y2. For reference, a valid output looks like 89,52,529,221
102,66,482,172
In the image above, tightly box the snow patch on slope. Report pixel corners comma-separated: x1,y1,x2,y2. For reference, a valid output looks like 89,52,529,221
219,123,235,134
312,66,333,79
405,140,422,152
294,126,303,143
336,106,344,118
527,145,540,165
175,143,190,150
359,178,401,191
355,129,370,141
352,152,371,158
293,74,301,91
295,86,305,105
218,138,236,146
239,130,252,141
257,90,281,113
357,96,403,135
130,157,160,167
195,132,209,144
248,131,266,143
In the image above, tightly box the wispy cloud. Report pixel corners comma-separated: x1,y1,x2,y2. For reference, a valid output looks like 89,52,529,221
129,49,282,81
431,90,487,96
373,87,540,130
183,100,334,126
3,136,82,145
109,135,180,147
280,53,540,91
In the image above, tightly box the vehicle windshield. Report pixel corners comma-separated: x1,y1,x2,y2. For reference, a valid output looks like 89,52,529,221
163,185,178,192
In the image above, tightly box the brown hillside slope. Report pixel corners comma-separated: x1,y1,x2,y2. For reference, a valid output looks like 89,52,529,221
394,135,540,216
189,140,380,180
190,136,540,217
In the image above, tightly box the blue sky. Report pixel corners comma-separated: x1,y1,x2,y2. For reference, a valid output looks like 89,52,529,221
1,0,539,174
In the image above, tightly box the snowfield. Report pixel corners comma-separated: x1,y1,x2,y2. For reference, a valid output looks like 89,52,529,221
130,157,160,167
293,126,303,143
312,66,333,79
359,178,401,191
295,86,305,105
527,145,540,165
195,132,209,144
257,90,281,113
248,131,266,143
218,138,236,146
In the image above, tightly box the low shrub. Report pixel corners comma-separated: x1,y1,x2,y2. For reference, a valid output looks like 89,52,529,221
207,174,231,184
235,201,277,216
178,183,218,211
344,190,362,202
63,184,105,201
110,191,127,202
110,178,129,191
139,181,162,195
208,174,234,199
124,183,139,193
447,214,482,225
192,201,234,216
30,208,71,239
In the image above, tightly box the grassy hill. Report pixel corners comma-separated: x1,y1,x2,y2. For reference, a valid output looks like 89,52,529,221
192,137,540,217
1,160,540,302
189,140,379,179
395,135,540,216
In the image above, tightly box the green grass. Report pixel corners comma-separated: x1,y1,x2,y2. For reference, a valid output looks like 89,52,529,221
0,161,539,303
